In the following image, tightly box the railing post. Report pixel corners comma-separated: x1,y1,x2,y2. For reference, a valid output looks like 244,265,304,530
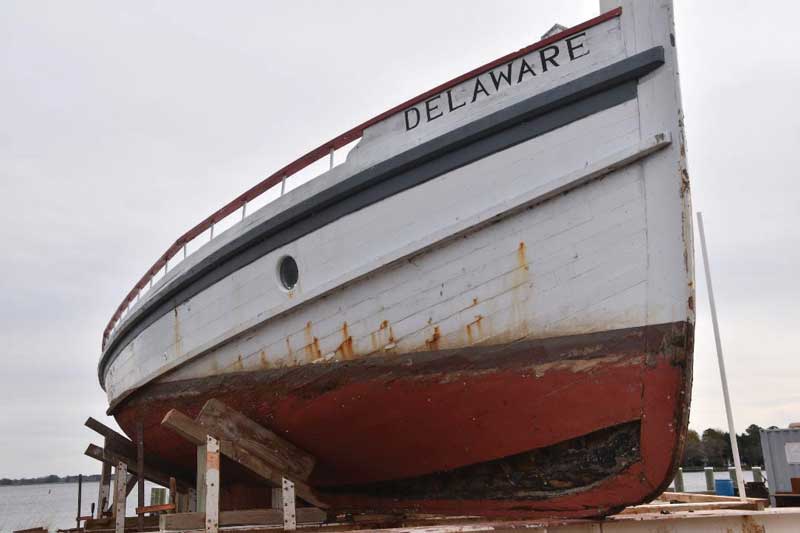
183,244,187,259
329,147,334,169
241,202,247,220
280,176,286,196
753,466,764,483
210,223,215,240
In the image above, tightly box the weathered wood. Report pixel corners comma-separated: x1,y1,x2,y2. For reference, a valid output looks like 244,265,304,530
137,422,144,532
196,399,315,481
114,462,127,533
85,443,191,492
98,459,112,517
620,500,764,515
85,515,159,531
195,443,206,513
204,435,220,533
85,417,192,489
77,473,83,530
135,503,175,515
282,478,296,531
149,488,166,506
168,477,176,513
159,508,326,531
161,409,327,508
659,491,764,504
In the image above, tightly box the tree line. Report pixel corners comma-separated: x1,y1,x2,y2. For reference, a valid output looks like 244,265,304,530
683,424,773,468
0,474,101,486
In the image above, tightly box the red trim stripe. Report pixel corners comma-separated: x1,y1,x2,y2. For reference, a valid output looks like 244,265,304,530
103,7,622,348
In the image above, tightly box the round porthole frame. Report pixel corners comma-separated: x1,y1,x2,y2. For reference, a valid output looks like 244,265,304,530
276,255,299,291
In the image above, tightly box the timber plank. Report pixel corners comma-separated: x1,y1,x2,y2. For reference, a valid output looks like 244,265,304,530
161,409,328,509
160,507,326,530
196,399,315,481
85,444,191,492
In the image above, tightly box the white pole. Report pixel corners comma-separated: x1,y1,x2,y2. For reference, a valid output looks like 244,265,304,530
696,211,747,501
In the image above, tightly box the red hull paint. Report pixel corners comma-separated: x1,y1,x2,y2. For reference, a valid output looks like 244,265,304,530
114,322,692,518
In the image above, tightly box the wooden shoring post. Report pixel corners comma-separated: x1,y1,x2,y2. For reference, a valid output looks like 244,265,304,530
271,486,282,509
169,477,177,513
137,421,144,532
114,462,127,533
204,435,220,533
188,488,197,513
196,443,207,513
76,473,83,531
84,443,192,492
98,446,112,517
85,417,193,490
282,477,296,531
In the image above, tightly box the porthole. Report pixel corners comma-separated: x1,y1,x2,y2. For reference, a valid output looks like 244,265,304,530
278,255,299,290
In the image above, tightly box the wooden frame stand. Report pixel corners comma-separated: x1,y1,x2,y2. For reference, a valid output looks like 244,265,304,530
159,399,326,532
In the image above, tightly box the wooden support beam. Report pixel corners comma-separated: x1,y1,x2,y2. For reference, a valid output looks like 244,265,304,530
196,399,315,481
168,477,176,513
137,421,145,532
658,491,764,504
114,462,127,533
282,478,296,531
159,508,326,531
620,500,765,515
204,435,220,533
195,443,207,513
85,444,191,492
135,503,176,515
98,459,112,517
161,408,327,509
85,417,193,489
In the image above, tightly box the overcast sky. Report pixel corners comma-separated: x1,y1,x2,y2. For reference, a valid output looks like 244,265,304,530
1,0,799,479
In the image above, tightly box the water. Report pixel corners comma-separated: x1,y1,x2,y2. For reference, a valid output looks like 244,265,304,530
0,481,158,533
0,471,766,532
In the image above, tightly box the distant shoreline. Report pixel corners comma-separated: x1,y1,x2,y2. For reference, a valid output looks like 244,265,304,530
0,474,101,486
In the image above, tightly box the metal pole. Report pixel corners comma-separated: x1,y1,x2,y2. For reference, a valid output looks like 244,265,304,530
241,202,247,220
329,147,334,170
696,211,747,501
280,176,286,196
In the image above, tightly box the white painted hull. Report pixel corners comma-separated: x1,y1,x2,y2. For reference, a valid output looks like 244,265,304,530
99,0,695,517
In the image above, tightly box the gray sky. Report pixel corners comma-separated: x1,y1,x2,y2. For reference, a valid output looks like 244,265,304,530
1,1,799,479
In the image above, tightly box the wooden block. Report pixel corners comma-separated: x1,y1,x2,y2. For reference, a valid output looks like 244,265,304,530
135,503,176,515
197,399,315,481
159,508,326,531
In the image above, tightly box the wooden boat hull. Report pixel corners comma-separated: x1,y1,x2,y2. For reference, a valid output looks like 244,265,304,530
114,321,692,518
100,0,695,519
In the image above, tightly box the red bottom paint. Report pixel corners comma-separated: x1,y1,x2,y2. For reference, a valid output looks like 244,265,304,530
113,322,692,518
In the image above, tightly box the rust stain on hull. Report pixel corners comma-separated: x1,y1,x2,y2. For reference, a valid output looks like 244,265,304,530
114,321,693,519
